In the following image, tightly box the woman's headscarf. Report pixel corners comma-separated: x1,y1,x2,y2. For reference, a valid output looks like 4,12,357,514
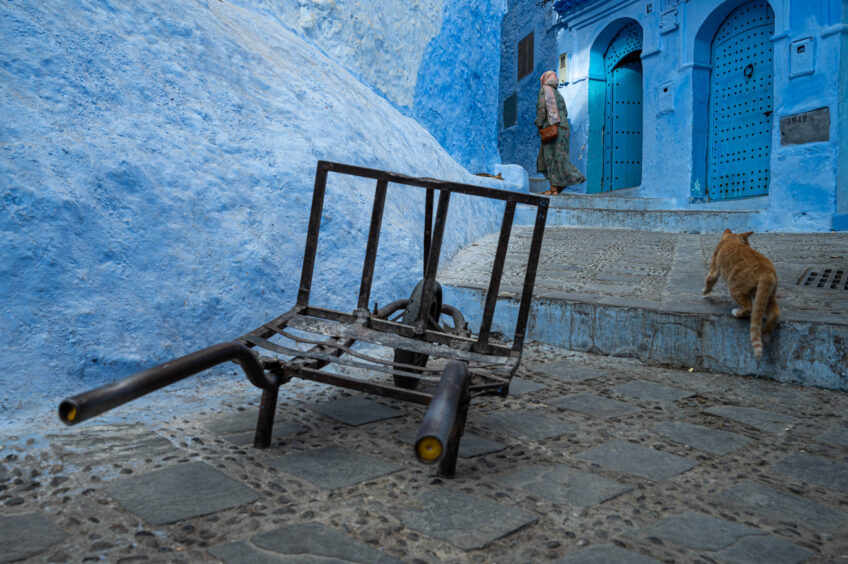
540,70,561,125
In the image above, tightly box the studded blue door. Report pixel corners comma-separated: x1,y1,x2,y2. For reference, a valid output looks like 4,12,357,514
602,22,643,192
707,1,774,200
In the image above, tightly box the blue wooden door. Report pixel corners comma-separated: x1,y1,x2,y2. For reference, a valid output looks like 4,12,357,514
707,1,774,200
602,23,643,191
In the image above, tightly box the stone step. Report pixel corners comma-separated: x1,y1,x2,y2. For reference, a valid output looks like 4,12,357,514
439,227,848,390
516,206,764,233
548,192,677,210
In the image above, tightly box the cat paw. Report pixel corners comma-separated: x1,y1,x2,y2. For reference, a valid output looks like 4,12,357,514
702,287,711,295
732,308,751,318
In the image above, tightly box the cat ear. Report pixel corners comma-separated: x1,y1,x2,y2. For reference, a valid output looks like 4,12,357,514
723,228,732,235
740,231,754,240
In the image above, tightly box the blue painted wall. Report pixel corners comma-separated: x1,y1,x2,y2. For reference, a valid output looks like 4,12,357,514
414,0,506,173
835,0,848,230
0,1,515,420
235,0,506,174
500,0,848,231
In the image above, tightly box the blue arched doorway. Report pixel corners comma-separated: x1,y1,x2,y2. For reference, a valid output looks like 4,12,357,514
707,0,775,200
601,22,643,192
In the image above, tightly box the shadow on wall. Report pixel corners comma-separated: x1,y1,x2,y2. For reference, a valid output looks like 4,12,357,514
413,0,504,173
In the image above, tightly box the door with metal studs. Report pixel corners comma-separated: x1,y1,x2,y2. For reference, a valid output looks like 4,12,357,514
602,22,643,192
707,0,775,200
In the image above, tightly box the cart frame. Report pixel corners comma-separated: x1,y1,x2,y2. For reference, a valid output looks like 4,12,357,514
59,161,549,477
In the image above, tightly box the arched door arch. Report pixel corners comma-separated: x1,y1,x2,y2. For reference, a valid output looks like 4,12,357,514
707,0,774,200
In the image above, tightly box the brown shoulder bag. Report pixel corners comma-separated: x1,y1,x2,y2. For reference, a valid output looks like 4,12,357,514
539,124,558,143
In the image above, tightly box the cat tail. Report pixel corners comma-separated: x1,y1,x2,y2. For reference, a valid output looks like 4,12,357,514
763,292,780,337
749,273,777,359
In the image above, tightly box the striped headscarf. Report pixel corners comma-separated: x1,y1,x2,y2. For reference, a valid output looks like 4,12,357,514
540,70,561,125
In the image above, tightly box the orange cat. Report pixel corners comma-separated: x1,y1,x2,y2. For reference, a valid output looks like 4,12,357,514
702,229,779,359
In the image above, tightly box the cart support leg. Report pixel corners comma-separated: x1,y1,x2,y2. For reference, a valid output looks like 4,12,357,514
438,380,469,478
254,386,279,449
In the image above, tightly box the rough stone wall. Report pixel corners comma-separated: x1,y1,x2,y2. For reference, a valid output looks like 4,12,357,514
412,0,506,173
235,0,505,172
0,1,515,417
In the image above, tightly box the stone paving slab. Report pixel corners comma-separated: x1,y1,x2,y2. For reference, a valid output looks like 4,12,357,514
201,410,307,444
497,465,631,509
48,423,178,466
576,440,698,480
395,428,505,458
507,376,547,395
552,544,661,563
268,445,402,490
713,534,812,564
102,461,260,525
704,405,799,434
769,452,848,490
550,393,641,419
210,522,403,564
0,511,66,563
476,408,572,441
730,381,811,408
397,488,537,550
819,425,848,447
222,421,308,446
652,421,750,455
713,480,846,532
307,396,405,426
524,361,601,383
643,512,760,551
202,410,262,434
611,381,694,403
208,541,292,564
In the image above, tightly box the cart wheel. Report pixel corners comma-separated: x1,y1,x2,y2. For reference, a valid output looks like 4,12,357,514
393,279,442,389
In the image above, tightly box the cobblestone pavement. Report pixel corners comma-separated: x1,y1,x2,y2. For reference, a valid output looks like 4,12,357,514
439,228,848,325
2,343,847,563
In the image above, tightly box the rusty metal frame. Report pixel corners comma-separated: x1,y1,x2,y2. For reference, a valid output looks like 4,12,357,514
59,160,548,477
241,161,548,395
241,160,549,463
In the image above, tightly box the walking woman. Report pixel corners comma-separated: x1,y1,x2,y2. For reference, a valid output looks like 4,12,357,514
535,70,585,195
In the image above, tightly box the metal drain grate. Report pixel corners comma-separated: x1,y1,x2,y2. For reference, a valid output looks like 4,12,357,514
797,268,848,290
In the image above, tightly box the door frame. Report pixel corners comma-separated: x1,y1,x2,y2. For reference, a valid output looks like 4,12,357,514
587,19,644,194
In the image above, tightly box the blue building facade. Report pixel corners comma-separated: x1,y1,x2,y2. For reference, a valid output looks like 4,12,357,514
499,0,848,231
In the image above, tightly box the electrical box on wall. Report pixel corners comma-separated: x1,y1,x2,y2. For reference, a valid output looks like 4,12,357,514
558,53,568,85
789,37,815,78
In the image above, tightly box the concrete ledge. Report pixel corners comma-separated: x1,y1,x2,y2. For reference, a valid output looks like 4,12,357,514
517,207,764,233
548,193,676,210
443,285,848,391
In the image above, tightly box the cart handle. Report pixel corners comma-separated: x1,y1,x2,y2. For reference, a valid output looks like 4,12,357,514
414,360,469,464
58,342,275,425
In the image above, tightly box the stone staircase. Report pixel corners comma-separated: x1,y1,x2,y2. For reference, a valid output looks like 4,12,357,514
516,190,765,233
440,180,847,389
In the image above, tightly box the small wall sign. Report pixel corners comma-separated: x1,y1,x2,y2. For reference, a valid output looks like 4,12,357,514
779,107,830,145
